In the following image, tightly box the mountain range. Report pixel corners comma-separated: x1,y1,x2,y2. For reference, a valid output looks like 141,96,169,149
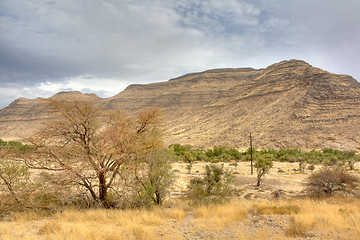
1,59,360,150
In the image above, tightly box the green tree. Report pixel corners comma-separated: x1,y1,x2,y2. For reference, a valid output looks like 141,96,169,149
342,151,359,170
133,150,175,206
254,154,273,186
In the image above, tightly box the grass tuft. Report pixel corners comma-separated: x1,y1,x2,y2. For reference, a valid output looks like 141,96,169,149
38,221,62,235
285,217,309,237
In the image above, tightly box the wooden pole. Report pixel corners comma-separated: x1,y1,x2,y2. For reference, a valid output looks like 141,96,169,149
250,133,253,175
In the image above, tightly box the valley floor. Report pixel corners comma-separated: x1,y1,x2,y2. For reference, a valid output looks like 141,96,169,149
1,161,360,240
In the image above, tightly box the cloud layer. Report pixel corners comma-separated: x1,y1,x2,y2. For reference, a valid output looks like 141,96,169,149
1,0,360,108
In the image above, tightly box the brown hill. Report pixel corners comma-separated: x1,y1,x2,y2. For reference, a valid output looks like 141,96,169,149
0,91,101,140
1,60,360,150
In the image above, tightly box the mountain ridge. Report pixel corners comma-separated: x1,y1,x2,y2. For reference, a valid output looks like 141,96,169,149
1,59,360,150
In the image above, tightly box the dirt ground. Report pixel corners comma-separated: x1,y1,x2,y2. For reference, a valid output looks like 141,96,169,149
1,161,360,240
170,161,360,199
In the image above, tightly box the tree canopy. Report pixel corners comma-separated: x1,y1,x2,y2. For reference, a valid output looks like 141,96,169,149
21,100,164,208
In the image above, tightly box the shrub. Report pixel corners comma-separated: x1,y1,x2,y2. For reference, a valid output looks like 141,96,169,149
187,164,234,205
254,154,273,186
299,160,306,173
307,164,315,172
169,144,241,163
0,159,31,205
306,167,359,197
133,150,175,207
285,217,309,237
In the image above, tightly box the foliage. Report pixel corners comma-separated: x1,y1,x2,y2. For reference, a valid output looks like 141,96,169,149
187,164,234,205
0,139,32,152
205,146,241,161
0,159,31,206
169,144,360,168
0,159,75,216
132,150,175,207
306,167,359,197
254,154,273,186
169,144,241,163
307,164,315,172
10,100,166,208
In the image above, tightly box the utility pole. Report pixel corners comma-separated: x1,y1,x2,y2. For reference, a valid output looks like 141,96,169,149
250,133,253,175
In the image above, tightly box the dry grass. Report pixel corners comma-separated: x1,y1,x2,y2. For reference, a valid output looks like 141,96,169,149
1,198,360,239
287,198,360,238
252,199,300,215
192,200,248,231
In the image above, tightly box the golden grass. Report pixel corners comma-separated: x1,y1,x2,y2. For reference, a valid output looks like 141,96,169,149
252,199,300,215
287,198,360,238
1,198,360,239
192,200,248,231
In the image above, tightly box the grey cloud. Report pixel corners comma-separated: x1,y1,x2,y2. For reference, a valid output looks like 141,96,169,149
0,0,359,108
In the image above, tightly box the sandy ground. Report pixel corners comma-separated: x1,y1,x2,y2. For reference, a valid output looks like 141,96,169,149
170,161,360,199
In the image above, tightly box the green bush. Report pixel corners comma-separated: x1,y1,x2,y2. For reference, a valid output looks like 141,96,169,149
187,164,234,205
255,154,273,186
0,139,32,151
169,144,241,163
133,150,175,207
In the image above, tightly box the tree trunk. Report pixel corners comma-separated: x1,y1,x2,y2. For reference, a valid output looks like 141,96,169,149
257,170,262,186
155,190,162,205
98,170,109,208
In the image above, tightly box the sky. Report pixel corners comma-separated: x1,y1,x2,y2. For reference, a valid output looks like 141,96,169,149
1,0,360,108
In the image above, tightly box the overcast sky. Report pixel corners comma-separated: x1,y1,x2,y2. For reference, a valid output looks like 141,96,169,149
1,0,360,108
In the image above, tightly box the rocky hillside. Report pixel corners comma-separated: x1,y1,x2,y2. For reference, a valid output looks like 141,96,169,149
1,60,360,150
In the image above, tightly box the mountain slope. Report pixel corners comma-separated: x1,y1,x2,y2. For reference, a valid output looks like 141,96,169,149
0,91,100,140
1,60,360,150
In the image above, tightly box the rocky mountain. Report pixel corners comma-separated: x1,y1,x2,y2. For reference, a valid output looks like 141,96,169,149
1,60,360,150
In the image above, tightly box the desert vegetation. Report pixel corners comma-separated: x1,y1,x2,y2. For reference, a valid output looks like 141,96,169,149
0,198,360,239
1,101,360,239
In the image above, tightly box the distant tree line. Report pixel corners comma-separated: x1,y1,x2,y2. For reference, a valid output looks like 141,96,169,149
169,144,360,170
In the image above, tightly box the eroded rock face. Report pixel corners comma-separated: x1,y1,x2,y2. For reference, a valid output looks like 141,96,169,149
1,60,360,150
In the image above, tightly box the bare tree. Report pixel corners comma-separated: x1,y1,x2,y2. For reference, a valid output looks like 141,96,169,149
21,100,163,208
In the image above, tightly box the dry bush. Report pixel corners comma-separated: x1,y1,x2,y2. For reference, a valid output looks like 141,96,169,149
306,167,359,197
285,216,309,237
